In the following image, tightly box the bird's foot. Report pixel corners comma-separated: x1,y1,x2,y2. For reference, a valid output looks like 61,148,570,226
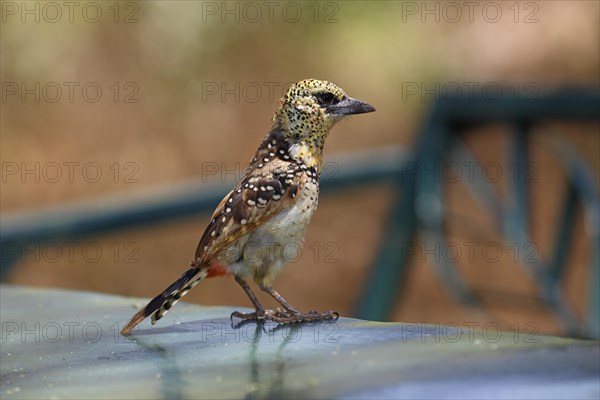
298,310,340,322
231,308,338,324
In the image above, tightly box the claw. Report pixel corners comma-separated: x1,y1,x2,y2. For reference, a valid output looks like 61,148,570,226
230,310,262,321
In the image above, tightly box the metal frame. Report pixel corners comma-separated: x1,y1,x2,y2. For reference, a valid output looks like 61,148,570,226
357,88,600,339
2,88,598,338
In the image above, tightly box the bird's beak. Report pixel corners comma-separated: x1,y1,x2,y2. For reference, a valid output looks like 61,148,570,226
327,97,376,115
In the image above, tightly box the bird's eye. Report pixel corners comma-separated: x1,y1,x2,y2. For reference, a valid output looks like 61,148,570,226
314,92,337,106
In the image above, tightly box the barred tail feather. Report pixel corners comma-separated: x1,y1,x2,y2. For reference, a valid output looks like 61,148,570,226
121,267,207,336
150,270,208,324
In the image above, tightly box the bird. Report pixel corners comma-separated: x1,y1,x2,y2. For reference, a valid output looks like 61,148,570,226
121,79,375,336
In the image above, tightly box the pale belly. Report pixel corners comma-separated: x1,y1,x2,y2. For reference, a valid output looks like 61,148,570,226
223,181,319,286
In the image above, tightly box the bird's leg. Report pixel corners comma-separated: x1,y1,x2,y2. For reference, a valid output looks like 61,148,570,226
259,285,339,323
258,285,301,315
230,276,266,321
231,278,339,324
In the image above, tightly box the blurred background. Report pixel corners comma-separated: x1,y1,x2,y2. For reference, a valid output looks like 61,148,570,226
1,1,599,337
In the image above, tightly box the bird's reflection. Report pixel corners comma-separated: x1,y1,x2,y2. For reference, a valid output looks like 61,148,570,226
125,318,336,399
234,320,302,399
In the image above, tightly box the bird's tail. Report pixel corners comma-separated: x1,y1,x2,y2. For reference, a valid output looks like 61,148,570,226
121,266,208,336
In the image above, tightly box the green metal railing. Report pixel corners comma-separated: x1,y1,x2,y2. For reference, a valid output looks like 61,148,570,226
0,146,410,277
2,87,598,338
357,88,600,339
